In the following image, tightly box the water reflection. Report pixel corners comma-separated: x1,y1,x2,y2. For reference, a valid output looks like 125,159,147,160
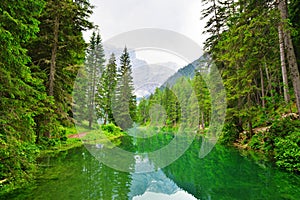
163,138,300,200
2,136,300,200
129,154,197,199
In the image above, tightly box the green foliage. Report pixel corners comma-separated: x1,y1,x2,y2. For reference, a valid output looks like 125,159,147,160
96,53,117,125
101,123,122,136
219,123,239,144
0,0,45,192
84,31,105,128
113,47,137,130
274,131,300,172
265,118,300,148
27,0,94,136
289,0,300,66
248,133,264,150
262,118,300,172
0,0,94,192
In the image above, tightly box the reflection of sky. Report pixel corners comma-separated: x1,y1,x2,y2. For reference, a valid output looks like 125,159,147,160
133,191,198,200
128,154,198,200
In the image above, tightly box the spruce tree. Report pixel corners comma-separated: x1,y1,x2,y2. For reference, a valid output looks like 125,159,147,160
27,0,94,138
193,71,211,129
0,0,45,187
113,47,137,130
85,31,105,128
96,53,117,124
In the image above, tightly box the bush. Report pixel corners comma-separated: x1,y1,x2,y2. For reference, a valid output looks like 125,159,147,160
262,117,300,172
274,131,300,172
219,123,239,144
264,117,300,148
101,123,122,136
248,134,263,150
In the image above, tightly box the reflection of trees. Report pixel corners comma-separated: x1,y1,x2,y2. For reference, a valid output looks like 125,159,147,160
15,147,133,199
163,138,300,200
8,138,300,199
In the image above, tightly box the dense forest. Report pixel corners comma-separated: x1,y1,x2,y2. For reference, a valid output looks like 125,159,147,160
0,0,94,192
138,0,300,172
137,0,300,173
1,0,300,195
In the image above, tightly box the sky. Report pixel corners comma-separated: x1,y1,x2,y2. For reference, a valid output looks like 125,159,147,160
84,0,207,65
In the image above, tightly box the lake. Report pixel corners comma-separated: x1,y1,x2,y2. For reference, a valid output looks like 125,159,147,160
3,135,300,200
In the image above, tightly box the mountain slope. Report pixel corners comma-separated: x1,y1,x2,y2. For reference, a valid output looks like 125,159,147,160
161,53,210,88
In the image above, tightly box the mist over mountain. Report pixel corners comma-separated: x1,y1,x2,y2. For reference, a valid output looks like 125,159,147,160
103,45,182,98
104,44,148,68
133,62,179,98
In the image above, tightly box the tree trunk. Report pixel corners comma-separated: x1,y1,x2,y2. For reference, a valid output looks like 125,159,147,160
278,0,300,115
49,16,59,96
201,112,205,130
265,67,274,100
278,21,290,103
260,66,265,108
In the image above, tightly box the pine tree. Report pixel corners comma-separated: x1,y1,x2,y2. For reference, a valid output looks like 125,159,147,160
96,53,117,124
193,71,211,130
289,0,300,66
162,86,180,127
27,0,94,138
0,0,45,187
137,97,150,124
85,31,105,128
214,1,281,132
277,0,300,115
113,47,137,130
201,0,234,52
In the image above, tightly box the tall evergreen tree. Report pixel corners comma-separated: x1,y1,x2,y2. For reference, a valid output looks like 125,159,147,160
85,31,105,128
193,71,211,129
27,0,94,138
113,47,137,130
0,0,45,188
214,1,281,132
201,0,234,52
96,53,117,124
137,97,150,124
289,0,300,66
277,0,300,115
162,86,180,126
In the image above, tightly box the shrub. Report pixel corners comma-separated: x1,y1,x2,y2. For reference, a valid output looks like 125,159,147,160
264,117,300,148
101,123,122,136
248,134,263,150
274,131,300,172
219,123,239,144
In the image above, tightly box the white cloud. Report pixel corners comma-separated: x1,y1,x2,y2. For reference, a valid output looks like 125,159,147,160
84,0,207,47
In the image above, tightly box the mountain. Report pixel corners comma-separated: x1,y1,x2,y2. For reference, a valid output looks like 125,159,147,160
128,155,197,200
104,44,148,68
133,62,179,98
161,53,210,89
103,44,196,98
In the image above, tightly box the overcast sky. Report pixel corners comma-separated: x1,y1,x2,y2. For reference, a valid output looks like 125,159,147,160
84,0,207,65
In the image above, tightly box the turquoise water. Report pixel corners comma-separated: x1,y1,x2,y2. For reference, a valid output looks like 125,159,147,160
3,136,300,200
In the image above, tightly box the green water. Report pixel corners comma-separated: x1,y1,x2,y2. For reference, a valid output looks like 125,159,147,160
3,136,300,200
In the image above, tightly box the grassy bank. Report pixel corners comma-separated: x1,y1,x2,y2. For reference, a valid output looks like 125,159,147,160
38,123,127,157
